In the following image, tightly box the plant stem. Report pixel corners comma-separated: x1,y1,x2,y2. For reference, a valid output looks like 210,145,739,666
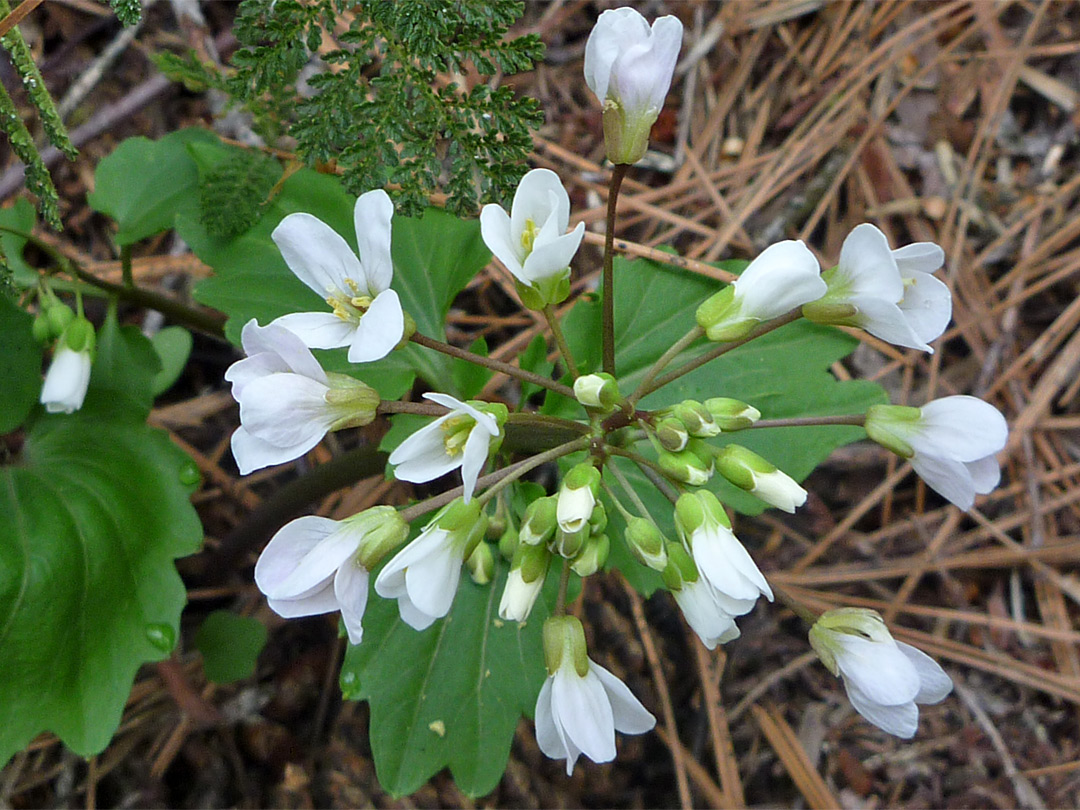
748,414,867,430
629,325,705,406
542,303,579,379
477,435,592,506
605,459,653,519
120,244,133,289
377,400,446,416
606,446,681,504
639,309,802,399
409,332,574,399
602,163,629,376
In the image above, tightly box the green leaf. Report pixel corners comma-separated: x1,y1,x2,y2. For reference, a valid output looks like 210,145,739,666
0,313,202,764
562,256,887,594
341,556,553,797
149,326,193,397
0,197,38,288
451,337,492,400
518,333,554,406
194,611,268,684
0,294,41,432
87,128,218,245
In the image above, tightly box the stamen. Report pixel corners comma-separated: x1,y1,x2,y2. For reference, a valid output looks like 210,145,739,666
520,219,538,255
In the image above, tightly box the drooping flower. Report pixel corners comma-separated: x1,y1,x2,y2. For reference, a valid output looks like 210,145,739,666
499,542,551,623
584,7,683,164
556,462,601,533
388,393,505,503
810,608,953,738
696,240,826,342
270,189,406,363
674,490,773,610
713,444,807,513
40,317,94,414
374,498,487,630
535,616,656,774
254,506,408,644
803,223,952,353
225,319,379,475
864,395,1008,510
480,168,585,310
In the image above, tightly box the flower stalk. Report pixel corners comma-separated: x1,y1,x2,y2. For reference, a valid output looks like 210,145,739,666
602,163,629,376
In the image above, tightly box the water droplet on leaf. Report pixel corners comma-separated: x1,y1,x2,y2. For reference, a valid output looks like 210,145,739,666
178,461,201,486
340,670,360,699
145,623,175,653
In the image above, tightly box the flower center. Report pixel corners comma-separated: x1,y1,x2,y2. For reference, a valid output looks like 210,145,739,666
326,278,374,323
520,218,538,256
440,414,475,457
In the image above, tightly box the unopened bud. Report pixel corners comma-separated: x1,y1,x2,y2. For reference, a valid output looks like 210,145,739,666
703,397,761,431
351,506,410,569
46,303,75,338
673,400,719,437
661,541,697,591
543,615,589,677
655,417,688,451
519,496,558,546
571,532,609,577
714,445,806,513
625,517,668,571
573,372,622,411
557,463,601,533
466,542,496,585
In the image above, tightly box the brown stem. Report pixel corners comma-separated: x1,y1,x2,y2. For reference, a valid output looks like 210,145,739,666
602,163,629,376
748,414,867,430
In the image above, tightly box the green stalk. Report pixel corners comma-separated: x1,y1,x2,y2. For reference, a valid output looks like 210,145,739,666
601,163,629,376
628,325,704,406
542,303,580,380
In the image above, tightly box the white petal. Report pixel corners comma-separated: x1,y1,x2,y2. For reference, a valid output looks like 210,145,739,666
749,469,808,514
892,242,945,274
851,296,932,352
238,374,333,448
267,584,339,618
832,634,921,706
896,642,953,704
557,486,595,533
226,352,285,398
966,455,1001,494
459,423,491,503
845,678,919,738
271,311,356,351
347,288,404,363
255,516,336,591
693,526,770,602
260,523,361,600
910,453,977,510
735,240,826,320
552,667,616,766
592,662,656,734
40,346,91,414
374,526,449,600
584,8,650,101
480,204,526,280
335,560,369,645
610,16,682,116
522,223,585,284
272,212,364,296
675,583,733,649
534,678,566,761
424,393,500,436
353,189,395,295
396,596,438,631
231,426,316,475
914,396,1008,461
404,541,462,619
510,169,569,240
388,418,461,484
837,224,904,301
898,271,952,345
239,319,329,382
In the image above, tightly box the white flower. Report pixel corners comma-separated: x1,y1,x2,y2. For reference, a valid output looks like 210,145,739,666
536,616,655,774
374,498,486,631
672,576,742,650
696,240,826,341
387,393,502,503
40,344,92,414
270,189,405,363
806,223,952,352
584,8,683,164
865,395,1008,510
499,568,544,623
556,463,601,534
225,319,378,475
254,507,408,645
480,169,585,309
810,609,953,738
714,445,807,513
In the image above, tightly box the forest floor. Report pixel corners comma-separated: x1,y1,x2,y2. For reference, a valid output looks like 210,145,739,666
3,1,1080,808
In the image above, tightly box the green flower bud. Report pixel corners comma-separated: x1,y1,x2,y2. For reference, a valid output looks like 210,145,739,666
673,400,720,437
863,404,920,458
498,522,520,561
656,417,689,452
714,445,807,513
695,287,757,342
519,495,558,546
45,303,75,338
553,525,588,559
808,607,892,676
324,373,380,431
673,489,730,544
62,317,95,354
543,615,589,677
557,463,601,534
571,532,609,577
32,313,52,344
351,506,410,569
703,397,761,431
588,500,608,535
573,372,622,411
466,541,496,585
500,542,551,622
625,517,668,571
660,541,698,591
658,446,713,486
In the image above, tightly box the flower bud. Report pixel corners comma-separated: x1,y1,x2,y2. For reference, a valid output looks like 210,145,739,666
45,302,75,338
808,608,894,675
624,517,668,571
519,495,558,546
498,522,519,561
62,317,96,354
500,542,551,622
570,532,609,577
573,372,622,411
673,400,719,437
323,373,380,431
543,615,589,677
863,404,921,458
696,287,755,342
553,525,588,559
31,313,52,344
466,541,496,585
660,541,698,591
351,505,410,569
435,497,489,560
588,500,608,535
703,397,761,431
655,417,688,452
557,463,601,533
658,446,713,486
714,445,806,513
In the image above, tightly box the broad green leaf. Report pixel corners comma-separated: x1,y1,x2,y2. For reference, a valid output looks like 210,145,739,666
149,326,193,397
341,555,553,798
561,256,887,594
86,128,217,245
451,337,492,400
0,197,37,287
194,611,268,684
0,294,41,432
0,313,202,764
518,333,554,407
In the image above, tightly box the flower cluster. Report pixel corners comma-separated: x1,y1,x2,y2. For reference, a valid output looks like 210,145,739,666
220,4,1010,780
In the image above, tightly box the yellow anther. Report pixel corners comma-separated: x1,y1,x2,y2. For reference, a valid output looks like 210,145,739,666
345,278,362,295
520,219,538,255
440,414,474,457
350,295,373,310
